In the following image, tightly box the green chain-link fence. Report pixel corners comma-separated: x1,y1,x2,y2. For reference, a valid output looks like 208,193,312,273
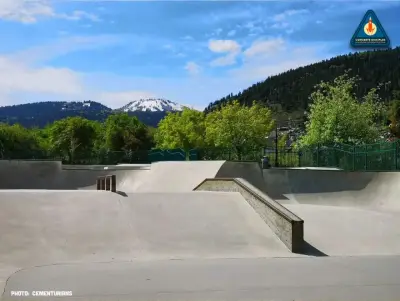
1,140,399,171
299,140,400,171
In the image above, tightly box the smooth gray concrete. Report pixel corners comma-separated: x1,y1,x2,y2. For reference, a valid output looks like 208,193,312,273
2,160,400,300
0,160,226,192
216,161,400,211
0,191,293,297
286,204,400,256
3,256,400,301
195,178,304,253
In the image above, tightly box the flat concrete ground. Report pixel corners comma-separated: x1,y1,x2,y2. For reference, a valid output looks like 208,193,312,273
286,204,400,256
3,257,400,301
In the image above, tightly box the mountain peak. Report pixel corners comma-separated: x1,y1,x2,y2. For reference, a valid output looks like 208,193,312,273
118,98,184,112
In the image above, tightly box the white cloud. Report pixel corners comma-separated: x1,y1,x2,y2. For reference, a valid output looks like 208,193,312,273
231,40,329,82
270,9,310,33
210,52,238,67
0,40,331,110
208,39,241,68
97,91,158,109
214,28,223,36
59,10,101,22
243,38,286,58
272,9,309,22
0,0,100,23
184,61,201,75
182,35,194,40
208,39,241,53
0,0,54,23
227,30,236,37
0,56,82,106
286,29,294,35
272,22,289,29
9,35,124,65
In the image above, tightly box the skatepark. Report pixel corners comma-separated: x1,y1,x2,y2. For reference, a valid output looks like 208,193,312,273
1,159,400,300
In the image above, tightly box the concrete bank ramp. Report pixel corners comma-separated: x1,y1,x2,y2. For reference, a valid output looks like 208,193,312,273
215,161,400,211
0,160,226,192
133,161,226,192
0,160,146,190
261,169,400,211
0,190,292,289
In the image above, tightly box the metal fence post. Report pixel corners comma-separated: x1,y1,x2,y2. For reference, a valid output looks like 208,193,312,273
298,151,301,167
100,177,106,190
105,176,111,191
111,175,116,192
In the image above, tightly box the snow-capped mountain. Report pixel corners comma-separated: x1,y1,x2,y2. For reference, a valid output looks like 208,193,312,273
0,98,196,128
118,98,184,112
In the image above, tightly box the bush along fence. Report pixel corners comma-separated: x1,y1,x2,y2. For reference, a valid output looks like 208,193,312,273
1,140,399,171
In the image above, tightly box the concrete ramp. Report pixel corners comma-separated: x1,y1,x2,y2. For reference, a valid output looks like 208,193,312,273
0,160,226,192
0,191,291,283
134,161,226,192
261,169,400,211
2,160,400,300
212,161,400,211
0,160,148,191
0,160,62,189
215,161,265,190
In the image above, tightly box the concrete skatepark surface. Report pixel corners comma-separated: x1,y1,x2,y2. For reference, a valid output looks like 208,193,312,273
1,160,400,300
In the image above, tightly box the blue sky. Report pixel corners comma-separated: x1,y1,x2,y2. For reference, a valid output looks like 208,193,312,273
0,0,399,109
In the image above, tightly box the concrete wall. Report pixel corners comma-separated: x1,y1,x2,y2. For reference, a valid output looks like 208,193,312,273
193,178,304,253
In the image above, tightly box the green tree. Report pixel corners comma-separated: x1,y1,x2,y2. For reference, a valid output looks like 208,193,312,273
206,48,400,115
388,98,400,138
155,108,206,151
30,126,53,155
299,73,384,146
0,123,42,159
205,100,274,159
103,113,153,151
48,117,99,163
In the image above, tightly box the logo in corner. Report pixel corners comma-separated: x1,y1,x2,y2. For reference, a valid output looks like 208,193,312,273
350,10,390,48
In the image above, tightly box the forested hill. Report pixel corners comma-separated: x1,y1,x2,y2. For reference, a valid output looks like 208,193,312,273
205,47,400,113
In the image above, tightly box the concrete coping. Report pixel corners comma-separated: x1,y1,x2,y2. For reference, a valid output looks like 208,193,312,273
193,178,304,252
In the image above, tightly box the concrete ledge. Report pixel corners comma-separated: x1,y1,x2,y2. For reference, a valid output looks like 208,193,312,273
193,178,304,253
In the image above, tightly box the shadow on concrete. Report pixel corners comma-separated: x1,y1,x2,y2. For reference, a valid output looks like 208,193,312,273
116,191,128,197
296,241,328,257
